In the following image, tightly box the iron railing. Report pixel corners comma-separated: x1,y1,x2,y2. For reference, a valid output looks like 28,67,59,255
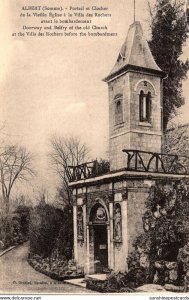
68,150,189,182
122,149,189,175
68,160,110,182
68,161,95,182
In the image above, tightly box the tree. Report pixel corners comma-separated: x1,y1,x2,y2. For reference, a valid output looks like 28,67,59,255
148,0,189,131
0,145,34,214
11,194,33,211
14,204,32,239
127,179,189,286
29,203,73,271
34,185,49,205
29,203,64,258
49,135,90,206
162,124,189,172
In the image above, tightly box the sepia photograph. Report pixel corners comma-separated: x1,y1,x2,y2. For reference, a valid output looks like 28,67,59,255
0,0,189,297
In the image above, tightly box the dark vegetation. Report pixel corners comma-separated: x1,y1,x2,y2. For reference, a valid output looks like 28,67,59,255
0,205,31,251
28,203,73,258
28,203,82,280
149,0,189,131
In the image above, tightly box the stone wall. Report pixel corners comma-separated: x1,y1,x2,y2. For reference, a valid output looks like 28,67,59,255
127,189,148,253
126,179,152,252
113,192,128,272
72,177,153,274
109,71,162,171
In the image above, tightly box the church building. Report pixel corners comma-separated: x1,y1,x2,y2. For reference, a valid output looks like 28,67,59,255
68,21,186,274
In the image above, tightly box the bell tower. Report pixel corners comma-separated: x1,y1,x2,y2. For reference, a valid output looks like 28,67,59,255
103,21,166,171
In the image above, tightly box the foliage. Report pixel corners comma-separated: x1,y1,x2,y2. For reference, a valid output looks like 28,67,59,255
28,204,74,280
104,271,136,291
29,203,63,257
0,145,34,214
141,179,189,262
177,242,189,286
29,203,73,259
126,179,189,287
10,194,33,213
86,269,146,293
127,235,155,284
149,0,189,130
0,208,31,250
28,255,83,281
51,205,73,260
163,125,189,155
35,186,49,205
178,242,189,272
91,159,110,177
0,215,12,248
162,124,189,171
14,205,32,238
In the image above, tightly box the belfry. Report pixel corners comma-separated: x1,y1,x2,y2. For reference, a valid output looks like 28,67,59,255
68,20,186,274
104,21,165,171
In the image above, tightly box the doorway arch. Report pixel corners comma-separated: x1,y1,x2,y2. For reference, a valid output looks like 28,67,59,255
89,202,109,273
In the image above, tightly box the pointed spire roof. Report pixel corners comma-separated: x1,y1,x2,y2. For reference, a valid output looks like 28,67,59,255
103,21,165,82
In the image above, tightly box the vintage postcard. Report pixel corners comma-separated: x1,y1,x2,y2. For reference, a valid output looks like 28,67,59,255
0,0,189,297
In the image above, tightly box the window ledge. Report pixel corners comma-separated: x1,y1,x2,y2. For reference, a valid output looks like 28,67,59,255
138,122,152,127
114,122,125,129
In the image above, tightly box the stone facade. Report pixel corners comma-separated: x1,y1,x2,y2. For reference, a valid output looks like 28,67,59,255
104,21,165,171
71,176,153,274
69,21,169,275
108,70,162,171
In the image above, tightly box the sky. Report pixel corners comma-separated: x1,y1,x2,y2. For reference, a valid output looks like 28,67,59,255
0,0,189,200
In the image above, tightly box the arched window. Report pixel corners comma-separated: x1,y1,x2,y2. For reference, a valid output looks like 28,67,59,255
114,95,123,125
139,90,152,123
146,92,152,122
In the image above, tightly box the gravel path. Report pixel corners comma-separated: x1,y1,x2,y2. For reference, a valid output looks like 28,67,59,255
0,243,96,294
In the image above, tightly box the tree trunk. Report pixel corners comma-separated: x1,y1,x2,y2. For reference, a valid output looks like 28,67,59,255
3,196,10,215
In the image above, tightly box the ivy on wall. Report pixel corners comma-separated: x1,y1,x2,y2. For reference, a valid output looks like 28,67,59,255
128,179,189,286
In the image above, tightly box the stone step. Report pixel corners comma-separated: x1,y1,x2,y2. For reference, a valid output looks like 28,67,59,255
64,277,86,288
85,274,107,281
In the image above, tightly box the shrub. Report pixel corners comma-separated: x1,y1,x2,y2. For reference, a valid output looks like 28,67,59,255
14,205,32,239
52,206,73,260
91,159,110,176
143,179,189,261
29,204,73,260
127,179,189,286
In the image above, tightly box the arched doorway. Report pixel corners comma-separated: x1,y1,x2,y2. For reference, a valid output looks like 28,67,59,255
89,203,109,273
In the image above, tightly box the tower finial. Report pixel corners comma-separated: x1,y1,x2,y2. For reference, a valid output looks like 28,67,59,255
134,0,136,22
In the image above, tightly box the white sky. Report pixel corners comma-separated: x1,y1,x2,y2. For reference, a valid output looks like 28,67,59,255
0,0,189,200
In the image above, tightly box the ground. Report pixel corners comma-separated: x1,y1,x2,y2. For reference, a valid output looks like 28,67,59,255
0,243,96,294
